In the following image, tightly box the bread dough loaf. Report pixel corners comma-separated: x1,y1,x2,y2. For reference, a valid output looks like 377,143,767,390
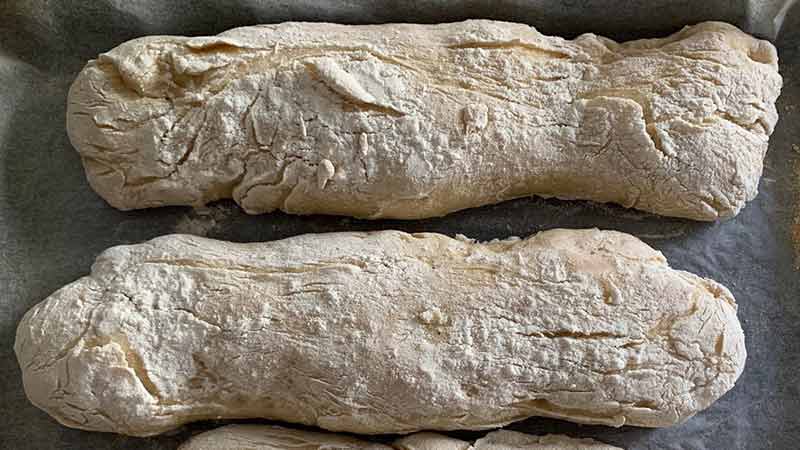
179,425,622,450
472,430,621,450
394,430,621,450
393,431,473,450
15,229,745,436
67,20,781,220
178,424,390,450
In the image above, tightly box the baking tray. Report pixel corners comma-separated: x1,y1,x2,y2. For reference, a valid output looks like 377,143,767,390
1,1,799,449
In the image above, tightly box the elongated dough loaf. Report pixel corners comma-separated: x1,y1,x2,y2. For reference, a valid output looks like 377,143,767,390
179,425,622,450
67,20,781,220
393,432,472,450
15,229,745,436
179,424,390,450
394,430,621,450
471,430,621,450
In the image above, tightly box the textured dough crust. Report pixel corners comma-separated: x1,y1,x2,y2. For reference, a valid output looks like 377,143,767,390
393,431,473,450
15,229,745,436
472,430,622,450
179,424,391,449
179,426,622,450
67,20,781,220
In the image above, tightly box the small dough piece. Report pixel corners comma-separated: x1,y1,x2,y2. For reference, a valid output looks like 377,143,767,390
15,229,745,436
178,424,391,449
474,430,621,450
178,426,622,450
67,20,781,220
394,432,473,450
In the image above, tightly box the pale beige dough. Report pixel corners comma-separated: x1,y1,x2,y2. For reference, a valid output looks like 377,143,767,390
15,229,745,436
179,424,390,450
67,21,781,220
472,430,622,450
178,425,622,450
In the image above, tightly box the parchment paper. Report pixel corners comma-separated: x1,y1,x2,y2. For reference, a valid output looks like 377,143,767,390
1,1,798,449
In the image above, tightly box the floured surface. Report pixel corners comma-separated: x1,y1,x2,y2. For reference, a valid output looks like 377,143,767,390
179,425,622,450
394,432,474,450
67,20,782,221
15,229,744,436
3,2,800,449
396,430,622,450
179,424,392,450
473,430,621,450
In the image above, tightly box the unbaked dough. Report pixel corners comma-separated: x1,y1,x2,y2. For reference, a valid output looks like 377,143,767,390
179,424,390,450
393,432,472,450
394,430,622,450
15,229,745,436
67,21,781,220
473,430,622,450
179,425,622,450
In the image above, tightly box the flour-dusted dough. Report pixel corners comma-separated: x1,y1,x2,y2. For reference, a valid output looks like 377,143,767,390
393,432,473,450
15,229,745,436
178,424,391,450
472,430,621,450
394,430,622,450
67,21,781,220
179,425,622,450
